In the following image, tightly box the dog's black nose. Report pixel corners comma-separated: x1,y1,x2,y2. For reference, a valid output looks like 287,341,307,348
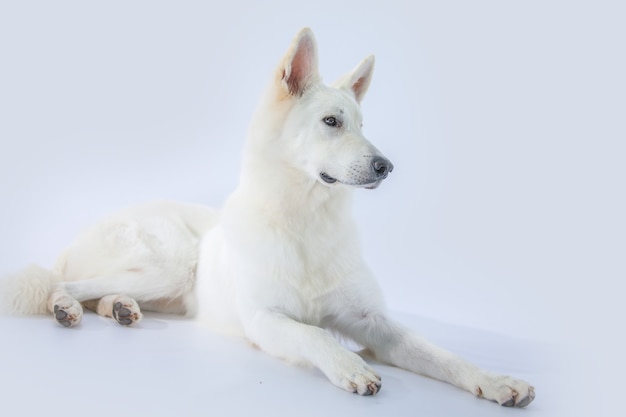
371,157,394,179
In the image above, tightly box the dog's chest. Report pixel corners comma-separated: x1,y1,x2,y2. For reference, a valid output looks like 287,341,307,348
267,227,359,321
224,189,361,323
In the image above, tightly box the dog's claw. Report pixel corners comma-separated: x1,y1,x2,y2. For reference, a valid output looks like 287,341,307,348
516,395,533,408
364,382,381,396
501,398,515,407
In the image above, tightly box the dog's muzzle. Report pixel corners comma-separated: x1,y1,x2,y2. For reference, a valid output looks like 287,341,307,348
319,156,394,189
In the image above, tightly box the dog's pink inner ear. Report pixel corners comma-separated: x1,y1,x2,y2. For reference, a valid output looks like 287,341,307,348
352,76,368,101
284,34,318,96
339,55,375,103
283,67,305,96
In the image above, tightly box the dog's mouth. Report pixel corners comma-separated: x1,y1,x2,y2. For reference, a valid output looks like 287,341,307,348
319,172,337,184
319,172,383,190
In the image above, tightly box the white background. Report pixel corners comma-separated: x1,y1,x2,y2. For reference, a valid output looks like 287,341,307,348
1,1,624,416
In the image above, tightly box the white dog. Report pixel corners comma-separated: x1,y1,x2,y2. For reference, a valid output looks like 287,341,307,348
2,28,534,407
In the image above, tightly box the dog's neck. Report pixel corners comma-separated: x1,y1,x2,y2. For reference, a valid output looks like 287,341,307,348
232,99,352,219
236,152,352,219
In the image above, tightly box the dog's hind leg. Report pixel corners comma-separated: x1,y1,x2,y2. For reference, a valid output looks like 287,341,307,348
52,269,193,325
82,295,143,327
47,287,83,328
58,268,189,303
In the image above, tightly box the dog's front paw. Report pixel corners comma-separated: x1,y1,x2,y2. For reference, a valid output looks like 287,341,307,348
53,300,83,328
112,297,142,327
476,374,535,408
325,351,382,396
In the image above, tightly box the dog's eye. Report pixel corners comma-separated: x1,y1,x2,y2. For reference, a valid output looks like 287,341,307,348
323,116,341,128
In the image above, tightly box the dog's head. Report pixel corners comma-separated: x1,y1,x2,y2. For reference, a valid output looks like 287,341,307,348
273,28,393,190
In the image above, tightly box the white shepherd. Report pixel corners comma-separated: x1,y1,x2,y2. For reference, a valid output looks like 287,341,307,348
1,28,534,407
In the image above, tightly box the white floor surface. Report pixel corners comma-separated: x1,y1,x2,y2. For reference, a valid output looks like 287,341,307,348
1,310,565,417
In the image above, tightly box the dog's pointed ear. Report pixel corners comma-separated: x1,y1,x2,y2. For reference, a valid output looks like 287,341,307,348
335,55,375,103
279,28,320,96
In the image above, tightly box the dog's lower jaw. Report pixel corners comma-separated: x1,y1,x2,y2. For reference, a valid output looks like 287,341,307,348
364,182,381,190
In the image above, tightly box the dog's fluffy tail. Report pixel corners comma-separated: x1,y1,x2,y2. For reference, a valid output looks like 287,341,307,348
0,265,55,315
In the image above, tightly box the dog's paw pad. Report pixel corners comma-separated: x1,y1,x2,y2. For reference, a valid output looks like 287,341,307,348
53,304,82,328
112,299,142,327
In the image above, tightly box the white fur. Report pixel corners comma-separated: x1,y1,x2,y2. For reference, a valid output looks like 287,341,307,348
1,28,534,406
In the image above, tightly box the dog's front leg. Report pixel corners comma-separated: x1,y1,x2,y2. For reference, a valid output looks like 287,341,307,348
339,314,535,407
244,310,382,395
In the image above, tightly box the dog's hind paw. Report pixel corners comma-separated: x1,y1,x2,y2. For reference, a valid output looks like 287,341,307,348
112,297,142,327
53,301,82,328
